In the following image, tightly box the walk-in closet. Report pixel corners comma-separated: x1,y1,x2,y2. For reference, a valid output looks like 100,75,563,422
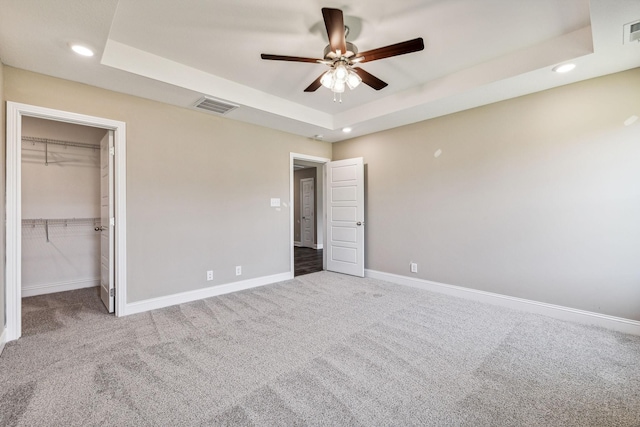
21,117,106,299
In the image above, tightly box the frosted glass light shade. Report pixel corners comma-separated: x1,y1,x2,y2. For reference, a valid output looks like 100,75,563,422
320,70,335,89
334,64,348,83
346,71,362,90
333,81,346,93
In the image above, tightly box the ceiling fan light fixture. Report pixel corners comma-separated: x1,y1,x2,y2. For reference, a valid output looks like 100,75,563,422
261,8,425,100
320,70,335,89
334,63,348,83
333,80,346,93
346,70,362,90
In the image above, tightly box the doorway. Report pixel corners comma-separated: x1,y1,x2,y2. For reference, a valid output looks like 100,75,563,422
290,154,366,278
295,172,321,276
21,117,106,301
290,154,329,276
5,102,127,341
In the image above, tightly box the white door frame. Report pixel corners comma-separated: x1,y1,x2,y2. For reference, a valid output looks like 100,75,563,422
5,102,128,341
290,153,330,275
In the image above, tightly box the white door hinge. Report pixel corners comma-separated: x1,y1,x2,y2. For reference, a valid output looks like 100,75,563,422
109,146,115,156
110,217,115,226
109,288,115,297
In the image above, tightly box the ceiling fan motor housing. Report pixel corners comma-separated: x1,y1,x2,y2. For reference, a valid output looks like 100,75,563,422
324,42,358,60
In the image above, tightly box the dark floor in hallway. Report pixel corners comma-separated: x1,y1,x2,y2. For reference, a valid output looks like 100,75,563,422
294,246,323,276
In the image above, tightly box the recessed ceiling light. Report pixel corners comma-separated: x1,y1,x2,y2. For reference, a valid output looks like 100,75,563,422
342,127,352,133
70,44,94,57
552,63,576,73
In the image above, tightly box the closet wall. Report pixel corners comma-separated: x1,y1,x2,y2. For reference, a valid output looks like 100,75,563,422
21,117,107,296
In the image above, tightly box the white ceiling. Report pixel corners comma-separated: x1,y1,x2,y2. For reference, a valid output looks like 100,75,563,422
1,0,639,142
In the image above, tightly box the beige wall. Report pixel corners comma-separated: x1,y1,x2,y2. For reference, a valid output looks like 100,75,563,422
1,61,5,328
333,68,640,321
4,67,332,303
293,168,317,244
5,64,639,322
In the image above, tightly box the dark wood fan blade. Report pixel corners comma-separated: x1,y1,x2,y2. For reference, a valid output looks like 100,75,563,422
322,8,347,55
354,68,388,90
355,38,424,63
304,73,324,92
261,54,321,63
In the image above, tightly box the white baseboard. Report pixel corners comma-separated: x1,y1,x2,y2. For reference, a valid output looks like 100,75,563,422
22,278,100,298
0,327,6,356
294,241,302,247
314,244,323,249
124,272,293,316
365,269,640,336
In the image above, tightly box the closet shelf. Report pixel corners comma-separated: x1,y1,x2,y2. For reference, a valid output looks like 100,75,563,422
22,217,101,226
22,136,100,166
22,136,100,150
22,218,102,243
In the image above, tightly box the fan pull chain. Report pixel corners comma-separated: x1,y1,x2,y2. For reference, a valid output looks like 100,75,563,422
333,93,343,103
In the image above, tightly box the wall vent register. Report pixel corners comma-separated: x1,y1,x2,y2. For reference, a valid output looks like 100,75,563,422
192,96,239,115
624,20,640,44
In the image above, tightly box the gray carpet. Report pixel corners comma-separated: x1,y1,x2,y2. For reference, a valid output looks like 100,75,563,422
1,271,639,426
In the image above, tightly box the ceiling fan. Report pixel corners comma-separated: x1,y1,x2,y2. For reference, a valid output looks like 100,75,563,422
261,8,424,102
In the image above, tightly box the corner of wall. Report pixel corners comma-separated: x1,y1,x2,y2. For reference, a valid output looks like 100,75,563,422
0,59,6,331
0,325,6,356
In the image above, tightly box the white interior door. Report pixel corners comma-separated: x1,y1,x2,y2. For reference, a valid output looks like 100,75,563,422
99,130,115,313
326,157,365,277
301,177,315,248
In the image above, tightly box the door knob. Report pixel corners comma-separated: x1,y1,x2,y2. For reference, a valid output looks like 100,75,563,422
356,221,364,226
95,226,105,231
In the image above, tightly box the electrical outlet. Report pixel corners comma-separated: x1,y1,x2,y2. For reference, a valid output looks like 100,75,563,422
206,270,213,281
410,262,418,273
235,266,242,276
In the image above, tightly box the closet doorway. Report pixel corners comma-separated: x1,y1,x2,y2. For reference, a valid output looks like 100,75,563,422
21,117,107,296
5,102,127,342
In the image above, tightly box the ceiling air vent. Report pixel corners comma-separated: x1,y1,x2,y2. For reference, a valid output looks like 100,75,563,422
623,20,640,44
192,96,238,115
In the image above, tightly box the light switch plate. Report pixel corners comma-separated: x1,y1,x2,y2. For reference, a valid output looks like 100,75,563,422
270,198,281,207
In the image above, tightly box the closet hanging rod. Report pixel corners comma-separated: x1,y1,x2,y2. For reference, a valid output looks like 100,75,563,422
22,217,101,226
22,218,101,243
22,136,100,150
